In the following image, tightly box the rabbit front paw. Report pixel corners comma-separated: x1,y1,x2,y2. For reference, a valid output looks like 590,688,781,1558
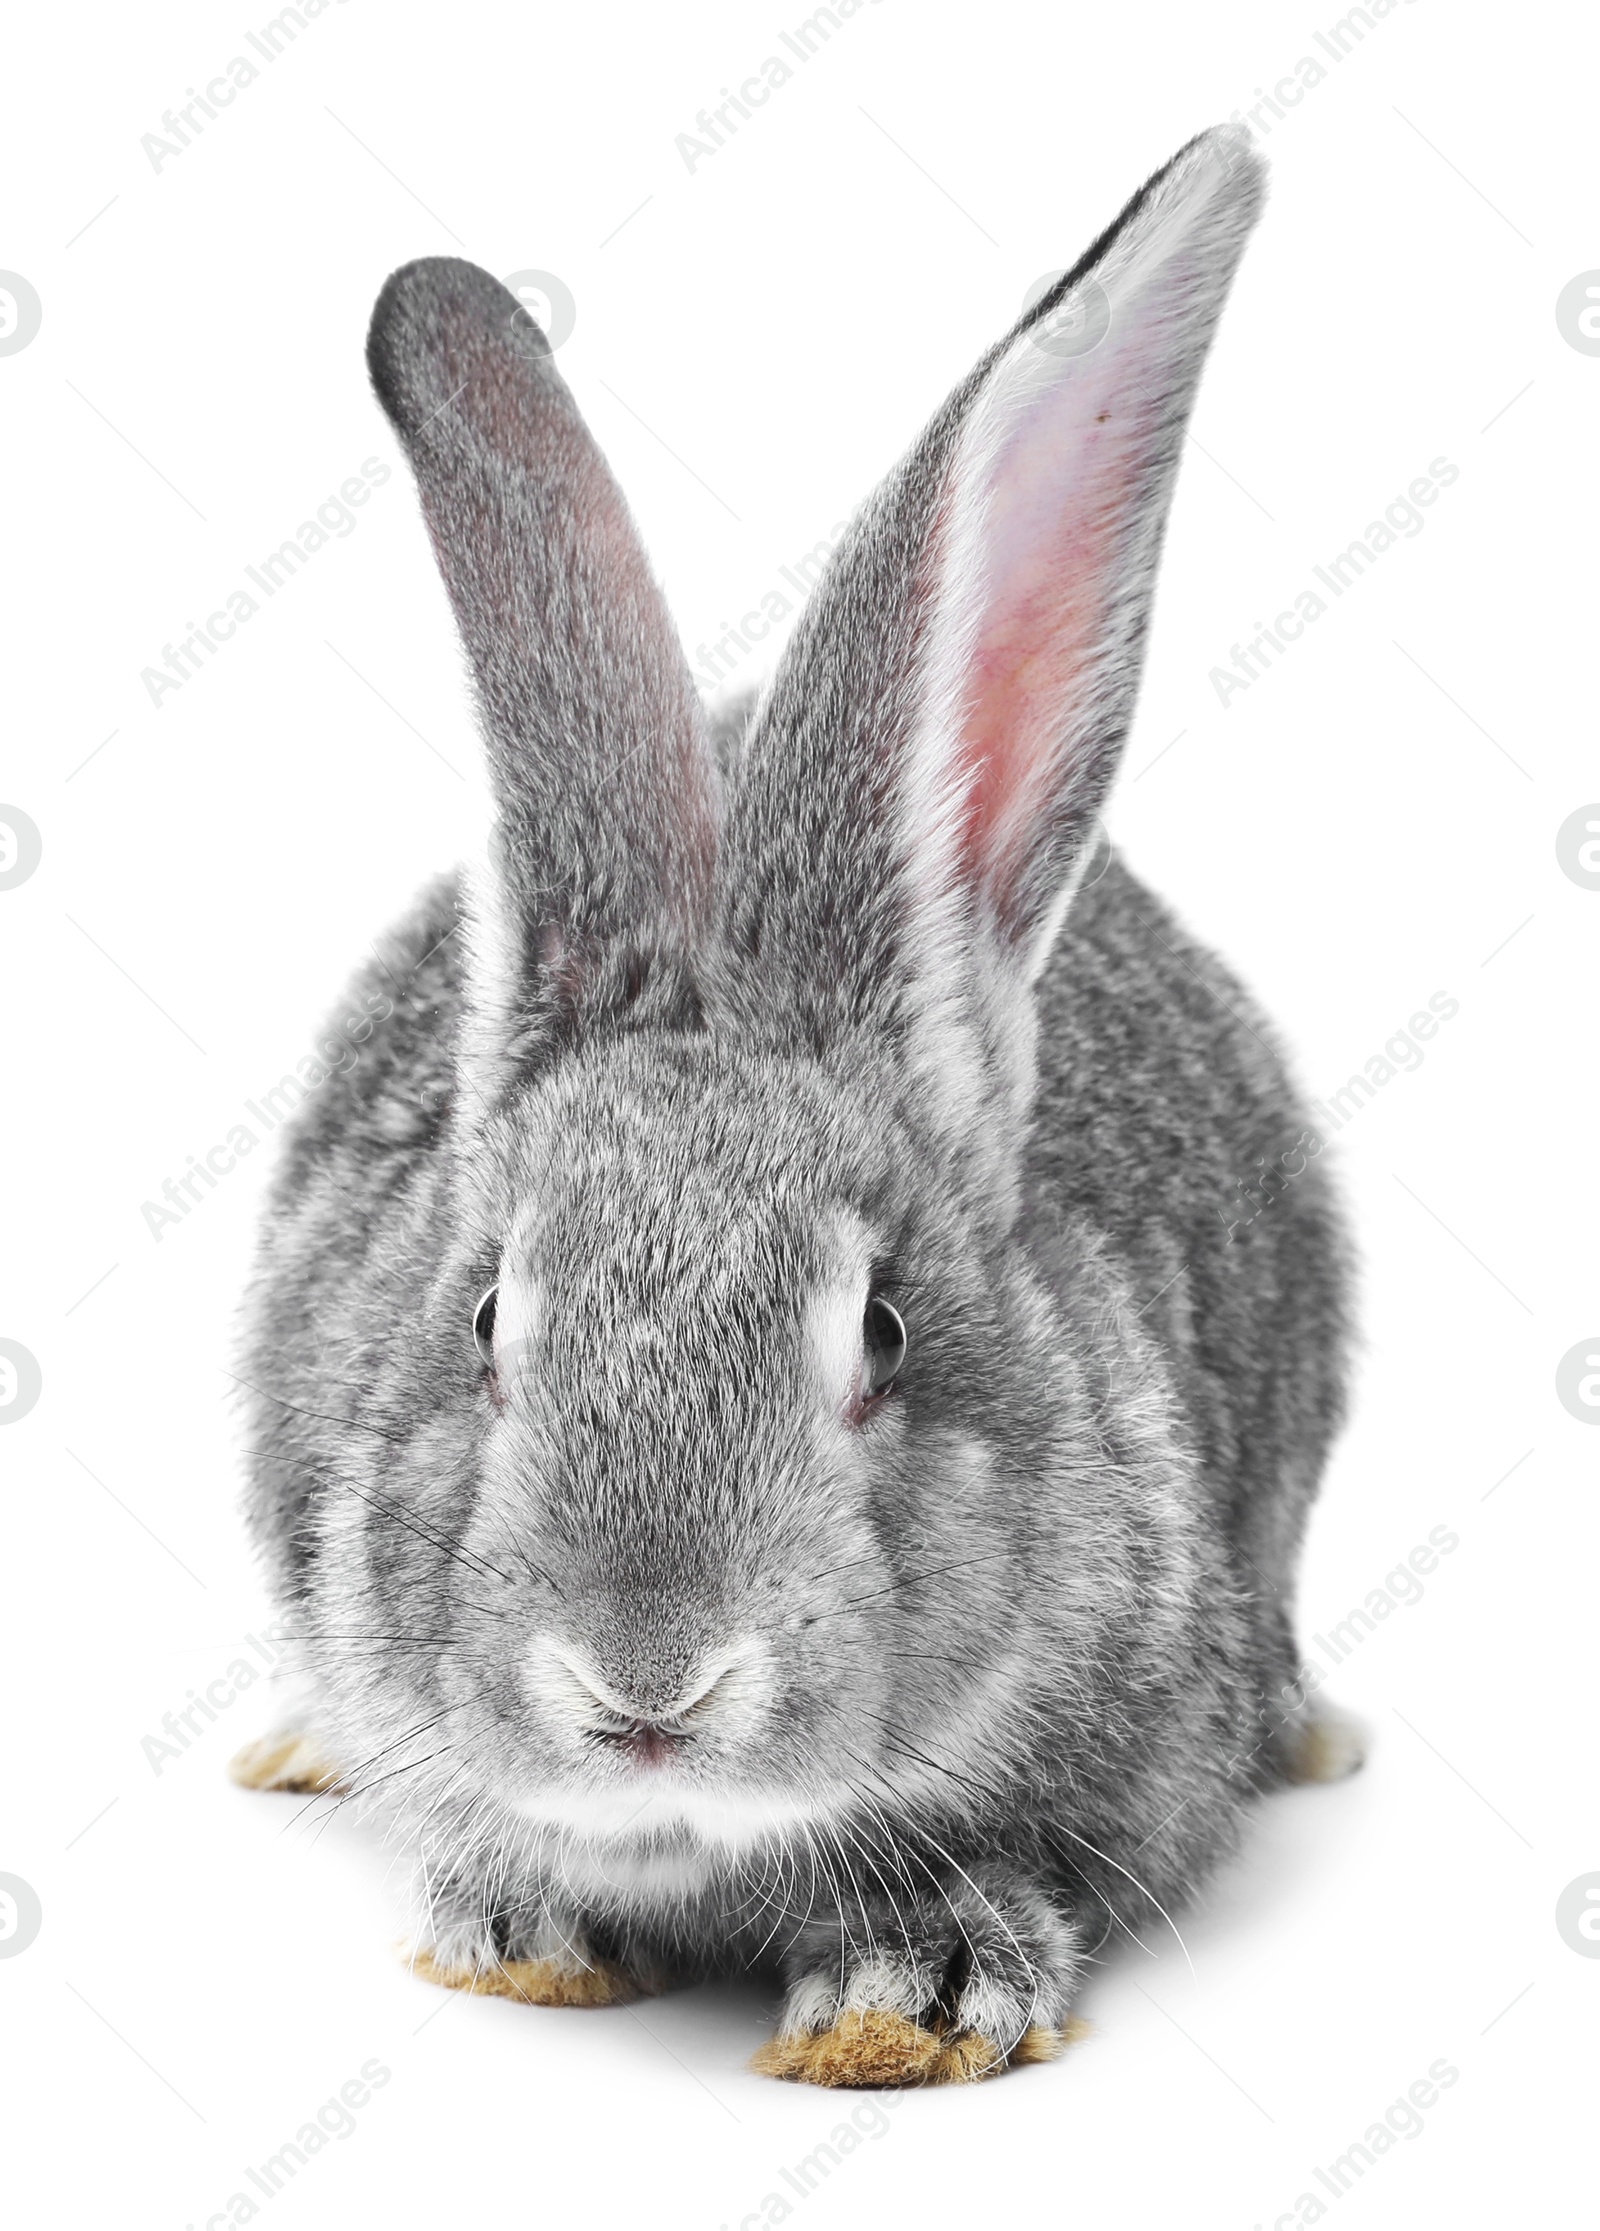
1281,1702,1367,1785
404,1874,662,2008
408,1942,645,2007
751,1876,1086,2087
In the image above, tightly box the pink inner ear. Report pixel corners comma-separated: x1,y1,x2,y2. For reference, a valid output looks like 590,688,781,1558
945,333,1162,939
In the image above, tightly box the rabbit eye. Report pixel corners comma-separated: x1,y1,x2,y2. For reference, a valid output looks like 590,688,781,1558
472,1283,499,1366
862,1295,906,1397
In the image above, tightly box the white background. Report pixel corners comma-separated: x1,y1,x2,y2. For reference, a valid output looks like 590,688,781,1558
1,1,1593,2224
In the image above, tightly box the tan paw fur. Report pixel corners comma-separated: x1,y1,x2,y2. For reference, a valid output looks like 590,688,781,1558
751,2008,1090,2088
227,1730,347,1795
1015,2013,1091,2063
1284,1705,1367,1785
408,1945,644,2008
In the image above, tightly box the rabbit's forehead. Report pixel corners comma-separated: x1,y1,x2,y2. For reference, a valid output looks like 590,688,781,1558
500,1043,889,1304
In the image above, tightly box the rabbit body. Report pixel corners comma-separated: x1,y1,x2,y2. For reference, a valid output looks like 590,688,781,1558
237,126,1353,2086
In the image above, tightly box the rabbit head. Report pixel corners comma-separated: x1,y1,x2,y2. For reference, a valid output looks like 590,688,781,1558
361,127,1265,1864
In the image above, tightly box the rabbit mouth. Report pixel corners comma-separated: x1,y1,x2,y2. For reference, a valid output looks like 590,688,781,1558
586,1715,699,1767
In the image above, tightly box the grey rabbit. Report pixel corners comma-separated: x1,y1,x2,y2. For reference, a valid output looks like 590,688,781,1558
232,123,1358,2088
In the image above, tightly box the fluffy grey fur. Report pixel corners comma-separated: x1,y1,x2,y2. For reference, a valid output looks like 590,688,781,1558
239,126,1352,2074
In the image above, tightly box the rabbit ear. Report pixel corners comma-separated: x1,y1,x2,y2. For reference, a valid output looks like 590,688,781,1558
720,129,1263,1080
367,259,716,1079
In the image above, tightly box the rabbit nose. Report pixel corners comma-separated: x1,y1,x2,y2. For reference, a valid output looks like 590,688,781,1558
548,1644,728,1736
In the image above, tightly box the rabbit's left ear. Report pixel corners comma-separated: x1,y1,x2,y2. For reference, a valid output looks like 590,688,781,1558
367,258,718,1091
720,128,1264,1056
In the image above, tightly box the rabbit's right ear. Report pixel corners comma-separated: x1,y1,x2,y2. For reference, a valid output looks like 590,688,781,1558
368,259,717,1088
718,130,1263,1174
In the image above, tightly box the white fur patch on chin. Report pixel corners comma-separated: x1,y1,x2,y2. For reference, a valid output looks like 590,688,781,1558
506,1776,822,1854
507,1785,821,1907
